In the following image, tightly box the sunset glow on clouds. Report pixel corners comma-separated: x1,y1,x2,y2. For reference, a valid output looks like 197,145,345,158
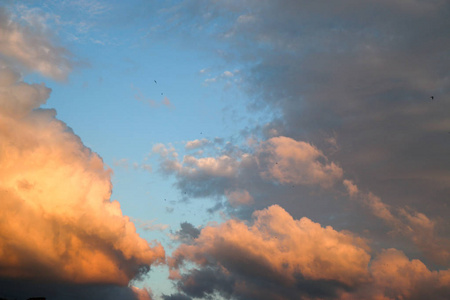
167,206,450,300
0,7,163,299
1,1,450,299
0,58,166,284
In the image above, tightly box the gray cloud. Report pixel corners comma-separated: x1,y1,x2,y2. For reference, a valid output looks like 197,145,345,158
147,2,450,298
176,222,201,241
162,293,193,300
0,279,144,300
156,0,450,257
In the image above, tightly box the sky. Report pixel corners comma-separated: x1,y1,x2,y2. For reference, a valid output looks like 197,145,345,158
0,0,450,299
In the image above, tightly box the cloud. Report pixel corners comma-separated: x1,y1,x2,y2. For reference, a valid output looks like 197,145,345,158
257,136,343,188
162,0,450,261
365,248,450,300
162,293,192,300
203,69,239,86
225,189,254,207
132,218,170,232
185,138,210,150
131,286,153,300
167,204,450,299
344,179,450,266
0,7,72,80
173,222,201,244
0,67,164,285
0,278,151,300
154,136,343,201
169,205,371,299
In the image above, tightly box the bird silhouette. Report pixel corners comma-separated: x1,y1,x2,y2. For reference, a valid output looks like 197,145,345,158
431,96,434,100
154,80,157,84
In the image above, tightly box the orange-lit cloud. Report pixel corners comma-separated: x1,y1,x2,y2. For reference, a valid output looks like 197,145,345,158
346,249,450,300
169,205,371,298
0,68,164,285
257,136,343,188
344,179,450,267
168,204,450,299
131,286,153,300
154,136,343,202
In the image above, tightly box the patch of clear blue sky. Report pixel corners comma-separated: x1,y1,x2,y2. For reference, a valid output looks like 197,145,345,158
20,0,257,297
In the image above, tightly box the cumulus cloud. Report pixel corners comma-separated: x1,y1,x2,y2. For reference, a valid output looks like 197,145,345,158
364,249,450,300
154,136,343,201
167,204,450,299
0,7,72,80
168,205,371,299
0,67,164,285
257,136,343,188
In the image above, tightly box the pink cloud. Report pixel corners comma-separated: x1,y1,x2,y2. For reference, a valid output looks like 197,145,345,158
258,136,343,188
170,205,371,288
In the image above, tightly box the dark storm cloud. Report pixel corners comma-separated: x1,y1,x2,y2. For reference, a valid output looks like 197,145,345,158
0,279,143,300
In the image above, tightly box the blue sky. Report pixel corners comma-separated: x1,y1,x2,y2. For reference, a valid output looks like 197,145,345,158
1,1,450,299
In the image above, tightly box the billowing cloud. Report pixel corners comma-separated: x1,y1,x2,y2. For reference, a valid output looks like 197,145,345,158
0,7,72,80
168,205,371,299
167,204,450,299
0,67,164,285
154,136,343,201
257,136,343,188
362,249,450,300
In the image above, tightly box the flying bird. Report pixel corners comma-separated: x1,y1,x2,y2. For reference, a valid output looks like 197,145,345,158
430,96,434,100
154,80,157,84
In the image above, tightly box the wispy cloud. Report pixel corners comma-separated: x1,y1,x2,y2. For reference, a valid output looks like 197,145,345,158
0,7,73,80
